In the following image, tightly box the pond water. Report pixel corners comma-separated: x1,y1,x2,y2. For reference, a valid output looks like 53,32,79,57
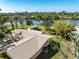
5,19,79,26
55,20,79,26
5,19,43,26
69,20,79,26
33,19,79,26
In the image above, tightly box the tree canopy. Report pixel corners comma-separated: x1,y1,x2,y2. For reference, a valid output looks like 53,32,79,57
50,21,75,39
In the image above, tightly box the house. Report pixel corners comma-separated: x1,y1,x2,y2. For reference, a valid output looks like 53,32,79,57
5,29,50,59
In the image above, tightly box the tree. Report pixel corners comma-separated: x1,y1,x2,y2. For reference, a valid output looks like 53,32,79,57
0,28,5,49
8,16,15,30
0,8,2,11
50,21,75,39
0,16,8,32
26,19,33,26
13,16,18,29
0,16,6,51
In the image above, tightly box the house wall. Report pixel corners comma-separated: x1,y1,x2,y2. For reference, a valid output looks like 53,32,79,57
30,48,42,59
30,41,49,59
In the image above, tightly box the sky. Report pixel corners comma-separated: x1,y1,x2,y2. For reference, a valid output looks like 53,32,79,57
0,0,79,12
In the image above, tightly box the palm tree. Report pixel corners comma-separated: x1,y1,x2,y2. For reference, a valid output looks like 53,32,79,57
0,16,10,32
0,16,6,51
26,19,33,26
50,21,75,39
0,16,7,32
0,8,2,11
13,16,18,29
8,16,15,30
19,19,24,29
17,16,24,29
0,29,5,50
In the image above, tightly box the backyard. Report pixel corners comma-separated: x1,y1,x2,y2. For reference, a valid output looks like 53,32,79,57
0,11,78,59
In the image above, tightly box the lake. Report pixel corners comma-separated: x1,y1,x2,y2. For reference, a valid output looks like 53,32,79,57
32,19,79,26
56,19,79,26
5,19,79,26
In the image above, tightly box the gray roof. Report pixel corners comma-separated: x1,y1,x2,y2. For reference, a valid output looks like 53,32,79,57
7,29,50,59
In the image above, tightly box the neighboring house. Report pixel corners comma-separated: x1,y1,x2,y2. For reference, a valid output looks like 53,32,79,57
5,29,50,59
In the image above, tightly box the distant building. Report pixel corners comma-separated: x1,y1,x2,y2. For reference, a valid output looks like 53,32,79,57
6,29,50,59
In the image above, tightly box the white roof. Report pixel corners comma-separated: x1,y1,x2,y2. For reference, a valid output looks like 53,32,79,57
7,29,50,59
